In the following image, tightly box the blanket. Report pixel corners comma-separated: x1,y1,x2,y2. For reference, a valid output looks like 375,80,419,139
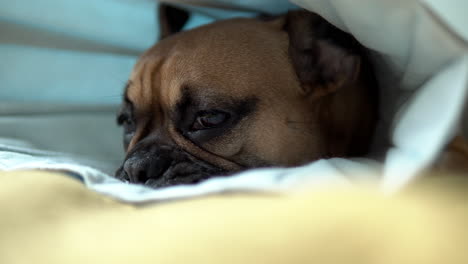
1,170,467,264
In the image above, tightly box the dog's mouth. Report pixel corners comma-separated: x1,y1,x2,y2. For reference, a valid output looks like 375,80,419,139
143,160,227,188
115,148,230,189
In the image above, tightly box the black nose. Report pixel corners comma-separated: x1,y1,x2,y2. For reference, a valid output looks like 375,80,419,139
121,149,172,184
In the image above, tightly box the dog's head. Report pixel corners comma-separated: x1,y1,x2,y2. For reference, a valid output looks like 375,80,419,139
115,5,378,188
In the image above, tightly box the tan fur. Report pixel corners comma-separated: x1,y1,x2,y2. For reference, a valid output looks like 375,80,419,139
125,17,376,171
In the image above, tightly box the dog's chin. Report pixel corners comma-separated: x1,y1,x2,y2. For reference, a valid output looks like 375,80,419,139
115,160,229,189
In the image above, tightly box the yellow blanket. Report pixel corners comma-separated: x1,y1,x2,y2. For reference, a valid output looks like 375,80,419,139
1,170,467,264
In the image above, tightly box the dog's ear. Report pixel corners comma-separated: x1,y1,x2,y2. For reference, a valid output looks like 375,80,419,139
282,11,362,98
159,3,190,40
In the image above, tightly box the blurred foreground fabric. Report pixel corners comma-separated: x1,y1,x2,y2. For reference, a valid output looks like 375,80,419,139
1,170,468,264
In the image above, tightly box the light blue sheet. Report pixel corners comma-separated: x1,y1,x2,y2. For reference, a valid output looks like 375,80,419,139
0,0,216,170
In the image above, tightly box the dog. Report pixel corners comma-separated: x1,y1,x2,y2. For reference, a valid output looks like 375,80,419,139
115,4,379,188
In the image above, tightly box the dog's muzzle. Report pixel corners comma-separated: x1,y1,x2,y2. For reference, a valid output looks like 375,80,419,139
115,144,227,188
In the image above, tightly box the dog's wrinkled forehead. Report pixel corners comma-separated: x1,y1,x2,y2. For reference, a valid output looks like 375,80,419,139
127,56,166,113
126,18,294,113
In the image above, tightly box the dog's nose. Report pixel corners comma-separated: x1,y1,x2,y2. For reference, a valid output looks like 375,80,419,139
122,151,172,184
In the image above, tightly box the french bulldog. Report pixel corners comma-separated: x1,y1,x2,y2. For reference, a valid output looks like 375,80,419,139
115,5,378,188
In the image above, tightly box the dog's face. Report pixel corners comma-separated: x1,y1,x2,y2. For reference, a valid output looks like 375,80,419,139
115,8,378,188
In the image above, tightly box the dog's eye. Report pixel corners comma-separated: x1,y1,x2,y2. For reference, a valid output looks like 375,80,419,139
117,113,130,126
117,114,136,136
118,115,134,128
192,111,230,131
